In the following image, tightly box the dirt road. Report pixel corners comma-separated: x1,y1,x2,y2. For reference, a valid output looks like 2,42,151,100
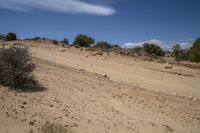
31,46,200,99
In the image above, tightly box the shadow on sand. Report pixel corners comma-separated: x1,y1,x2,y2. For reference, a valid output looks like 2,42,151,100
9,79,47,92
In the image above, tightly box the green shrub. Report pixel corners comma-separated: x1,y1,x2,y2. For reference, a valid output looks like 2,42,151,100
94,41,112,49
6,32,17,41
189,38,200,62
31,37,41,40
0,34,5,39
172,44,189,61
52,40,59,45
132,46,143,53
61,38,69,45
0,45,35,87
0,34,6,42
143,43,165,56
73,34,95,47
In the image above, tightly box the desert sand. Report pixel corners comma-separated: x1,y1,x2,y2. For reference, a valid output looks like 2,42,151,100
0,41,200,133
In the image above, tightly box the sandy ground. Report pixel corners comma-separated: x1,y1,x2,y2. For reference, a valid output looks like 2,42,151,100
0,41,200,133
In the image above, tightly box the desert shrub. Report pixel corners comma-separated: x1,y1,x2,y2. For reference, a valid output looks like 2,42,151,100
61,38,69,45
31,37,48,41
189,37,200,62
113,44,119,48
94,41,112,49
73,34,95,47
0,34,5,39
95,41,112,49
143,43,165,56
31,37,41,40
0,34,6,42
28,122,73,133
132,46,143,53
172,44,189,61
6,32,17,41
52,40,59,45
0,45,35,87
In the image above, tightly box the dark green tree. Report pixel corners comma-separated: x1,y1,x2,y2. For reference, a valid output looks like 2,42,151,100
73,34,95,47
6,32,17,41
189,37,200,62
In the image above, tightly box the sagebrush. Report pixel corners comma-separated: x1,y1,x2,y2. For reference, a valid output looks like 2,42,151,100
0,45,35,87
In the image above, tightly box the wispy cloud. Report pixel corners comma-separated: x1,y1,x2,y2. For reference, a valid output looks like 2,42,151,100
0,0,116,16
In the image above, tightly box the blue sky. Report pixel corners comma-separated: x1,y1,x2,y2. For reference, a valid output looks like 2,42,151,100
0,0,200,49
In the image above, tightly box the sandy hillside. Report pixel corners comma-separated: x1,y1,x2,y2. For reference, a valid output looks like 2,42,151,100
0,41,200,133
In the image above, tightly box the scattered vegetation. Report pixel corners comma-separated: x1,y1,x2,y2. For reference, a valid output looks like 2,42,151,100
73,34,95,47
0,45,35,88
94,41,112,49
171,44,189,61
91,41,112,52
1,32,200,63
51,39,59,45
31,37,43,41
6,32,17,41
28,122,73,133
188,38,200,62
143,43,165,57
61,38,69,45
132,46,143,54
0,34,5,40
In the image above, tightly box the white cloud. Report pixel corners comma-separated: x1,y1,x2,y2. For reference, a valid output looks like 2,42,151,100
0,0,116,15
123,39,192,50
124,39,163,48
179,42,192,49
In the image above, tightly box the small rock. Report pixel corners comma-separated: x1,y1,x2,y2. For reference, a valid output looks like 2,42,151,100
162,124,173,132
189,97,196,101
21,105,25,109
165,66,173,69
22,101,27,105
104,75,108,78
60,49,66,52
172,93,177,96
49,104,54,107
29,121,35,126
193,97,196,101
65,124,69,127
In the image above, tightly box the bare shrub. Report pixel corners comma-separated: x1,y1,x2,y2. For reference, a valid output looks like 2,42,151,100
0,45,35,88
